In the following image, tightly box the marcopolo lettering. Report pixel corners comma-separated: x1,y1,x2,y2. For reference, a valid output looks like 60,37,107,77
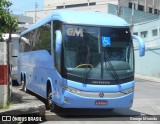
92,81,110,85
66,28,83,37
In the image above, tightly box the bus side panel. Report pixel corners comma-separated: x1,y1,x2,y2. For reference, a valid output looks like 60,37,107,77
18,50,54,98
50,70,64,105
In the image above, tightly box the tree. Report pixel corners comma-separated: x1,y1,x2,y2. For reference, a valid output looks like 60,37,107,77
0,0,18,102
0,0,18,40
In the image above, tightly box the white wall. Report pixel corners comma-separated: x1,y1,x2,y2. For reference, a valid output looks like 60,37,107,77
0,42,8,106
133,19,160,48
135,48,160,78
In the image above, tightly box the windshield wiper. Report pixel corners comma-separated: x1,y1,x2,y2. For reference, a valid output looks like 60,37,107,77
103,49,120,84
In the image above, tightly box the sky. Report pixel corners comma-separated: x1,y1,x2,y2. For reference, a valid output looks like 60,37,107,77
8,0,44,15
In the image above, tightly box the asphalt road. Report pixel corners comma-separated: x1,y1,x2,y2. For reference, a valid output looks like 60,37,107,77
35,78,159,122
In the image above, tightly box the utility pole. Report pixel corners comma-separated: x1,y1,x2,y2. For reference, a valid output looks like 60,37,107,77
35,2,38,23
130,0,135,33
63,0,65,8
117,0,121,16
88,0,90,10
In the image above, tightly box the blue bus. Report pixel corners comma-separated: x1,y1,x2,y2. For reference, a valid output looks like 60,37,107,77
18,10,145,111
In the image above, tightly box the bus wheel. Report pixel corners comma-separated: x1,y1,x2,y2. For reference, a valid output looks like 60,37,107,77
22,77,27,93
47,89,59,112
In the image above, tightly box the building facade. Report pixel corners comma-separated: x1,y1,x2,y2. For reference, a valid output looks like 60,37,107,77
44,0,118,12
12,15,33,34
120,0,160,15
26,0,160,23
134,19,160,48
26,0,118,22
107,3,159,24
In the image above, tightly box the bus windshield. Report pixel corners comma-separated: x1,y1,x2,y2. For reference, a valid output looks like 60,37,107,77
62,24,134,85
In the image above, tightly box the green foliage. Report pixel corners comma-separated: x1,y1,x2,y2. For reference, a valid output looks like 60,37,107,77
0,0,18,41
0,100,13,109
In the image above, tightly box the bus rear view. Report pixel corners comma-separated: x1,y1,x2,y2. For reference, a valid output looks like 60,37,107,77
18,10,145,111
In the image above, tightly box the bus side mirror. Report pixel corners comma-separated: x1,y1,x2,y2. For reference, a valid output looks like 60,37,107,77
55,30,62,53
132,35,145,57
55,30,62,72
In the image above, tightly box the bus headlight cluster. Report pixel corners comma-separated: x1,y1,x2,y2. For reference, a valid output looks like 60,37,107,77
121,87,134,94
59,82,81,94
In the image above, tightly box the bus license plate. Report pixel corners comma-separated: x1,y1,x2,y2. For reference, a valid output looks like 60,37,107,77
95,100,107,105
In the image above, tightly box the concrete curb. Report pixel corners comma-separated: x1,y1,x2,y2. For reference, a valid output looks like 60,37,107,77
0,86,46,116
135,74,160,83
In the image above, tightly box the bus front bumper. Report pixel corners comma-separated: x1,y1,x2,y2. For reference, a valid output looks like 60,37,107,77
56,90,134,109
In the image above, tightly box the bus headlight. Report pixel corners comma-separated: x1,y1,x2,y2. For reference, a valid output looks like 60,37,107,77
67,86,81,94
59,82,81,94
121,87,134,94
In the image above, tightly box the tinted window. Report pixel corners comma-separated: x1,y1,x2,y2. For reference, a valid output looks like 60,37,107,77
32,23,51,53
20,34,31,52
20,22,51,54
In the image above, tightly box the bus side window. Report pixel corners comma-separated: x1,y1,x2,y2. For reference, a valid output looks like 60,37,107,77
32,22,51,53
20,35,31,52
53,20,62,73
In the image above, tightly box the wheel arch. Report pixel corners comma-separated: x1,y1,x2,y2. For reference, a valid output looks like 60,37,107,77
19,72,24,85
46,78,53,98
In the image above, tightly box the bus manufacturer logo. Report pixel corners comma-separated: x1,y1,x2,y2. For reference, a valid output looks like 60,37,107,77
66,28,83,37
92,81,110,85
99,92,104,98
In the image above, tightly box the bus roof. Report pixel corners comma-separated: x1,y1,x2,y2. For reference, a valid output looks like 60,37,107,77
21,10,129,35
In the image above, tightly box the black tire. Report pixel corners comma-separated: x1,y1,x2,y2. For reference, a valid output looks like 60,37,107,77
47,88,59,112
22,77,28,93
